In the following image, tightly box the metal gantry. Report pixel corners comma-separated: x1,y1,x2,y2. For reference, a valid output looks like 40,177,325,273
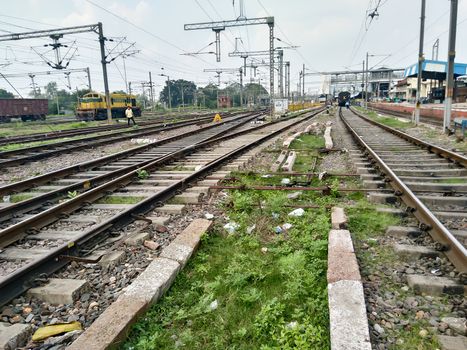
184,16,275,100
0,23,112,123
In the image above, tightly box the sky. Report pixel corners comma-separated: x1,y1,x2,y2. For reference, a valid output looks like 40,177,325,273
0,0,466,98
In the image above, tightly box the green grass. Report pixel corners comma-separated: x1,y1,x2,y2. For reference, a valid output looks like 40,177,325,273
9,193,36,203
429,177,467,184
96,196,145,204
123,187,330,350
288,134,324,173
0,120,104,138
353,106,412,129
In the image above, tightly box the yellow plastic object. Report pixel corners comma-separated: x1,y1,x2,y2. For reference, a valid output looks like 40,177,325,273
32,321,82,342
213,113,222,122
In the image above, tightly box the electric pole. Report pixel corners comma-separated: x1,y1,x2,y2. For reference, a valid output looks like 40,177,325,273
97,22,112,124
302,64,305,102
444,0,458,131
415,0,426,125
149,72,154,111
365,52,369,108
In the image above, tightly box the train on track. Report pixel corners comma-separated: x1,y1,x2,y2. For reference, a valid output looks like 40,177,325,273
337,91,351,107
76,92,141,121
0,98,48,123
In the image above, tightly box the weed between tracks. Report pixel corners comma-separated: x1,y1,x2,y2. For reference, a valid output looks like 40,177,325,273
122,132,338,349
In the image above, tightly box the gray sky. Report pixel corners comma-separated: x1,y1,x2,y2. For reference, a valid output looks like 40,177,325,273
1,0,466,97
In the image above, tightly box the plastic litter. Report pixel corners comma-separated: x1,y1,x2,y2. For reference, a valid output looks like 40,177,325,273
223,222,239,233
204,213,214,220
288,208,305,217
274,226,283,234
261,247,268,253
272,212,280,219
281,178,291,185
209,300,218,311
261,174,272,178
282,223,293,230
286,321,298,329
2,195,10,203
318,172,327,180
32,321,82,342
246,224,256,234
286,191,302,200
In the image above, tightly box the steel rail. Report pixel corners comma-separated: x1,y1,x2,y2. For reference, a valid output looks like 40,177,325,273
340,108,467,272
351,108,467,167
0,113,256,196
0,111,236,146
0,117,219,167
0,113,261,227
0,107,325,306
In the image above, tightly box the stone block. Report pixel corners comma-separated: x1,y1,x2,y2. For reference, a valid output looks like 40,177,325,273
441,317,467,336
328,280,371,350
393,244,439,261
328,229,354,253
331,207,347,229
124,231,150,246
173,219,212,250
68,257,181,350
407,275,465,296
386,226,422,238
98,251,126,268
27,278,89,304
155,204,185,215
0,322,33,350
281,151,296,172
437,335,467,350
145,216,170,226
368,192,397,204
327,251,361,284
173,192,202,204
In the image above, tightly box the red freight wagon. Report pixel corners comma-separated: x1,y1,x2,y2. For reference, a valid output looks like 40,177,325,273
0,98,48,122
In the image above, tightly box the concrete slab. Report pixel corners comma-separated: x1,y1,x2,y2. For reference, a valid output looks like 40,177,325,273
271,150,288,172
27,278,89,304
68,257,181,350
331,207,347,229
155,204,185,215
393,244,440,260
125,231,150,246
368,192,398,204
327,251,361,284
386,226,422,238
0,322,33,350
437,335,467,350
324,126,333,150
0,247,49,260
407,275,465,296
328,229,354,253
173,192,202,204
281,151,296,172
145,216,171,225
98,251,125,268
89,204,133,210
328,280,371,350
376,207,407,217
154,219,211,268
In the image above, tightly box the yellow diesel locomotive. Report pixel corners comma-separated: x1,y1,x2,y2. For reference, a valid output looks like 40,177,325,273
76,92,141,121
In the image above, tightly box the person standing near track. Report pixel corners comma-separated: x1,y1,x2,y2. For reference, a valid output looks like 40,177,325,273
125,105,137,126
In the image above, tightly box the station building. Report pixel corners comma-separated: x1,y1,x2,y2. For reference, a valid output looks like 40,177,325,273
389,60,467,103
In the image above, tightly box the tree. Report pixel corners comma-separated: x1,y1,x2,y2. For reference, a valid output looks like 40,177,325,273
196,84,218,109
0,88,14,99
160,79,197,108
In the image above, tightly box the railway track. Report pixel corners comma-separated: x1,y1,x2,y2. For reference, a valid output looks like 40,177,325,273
0,107,324,306
0,113,249,168
0,111,233,147
340,107,467,273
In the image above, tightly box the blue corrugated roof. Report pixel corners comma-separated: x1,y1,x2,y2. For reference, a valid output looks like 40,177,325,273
404,59,467,78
